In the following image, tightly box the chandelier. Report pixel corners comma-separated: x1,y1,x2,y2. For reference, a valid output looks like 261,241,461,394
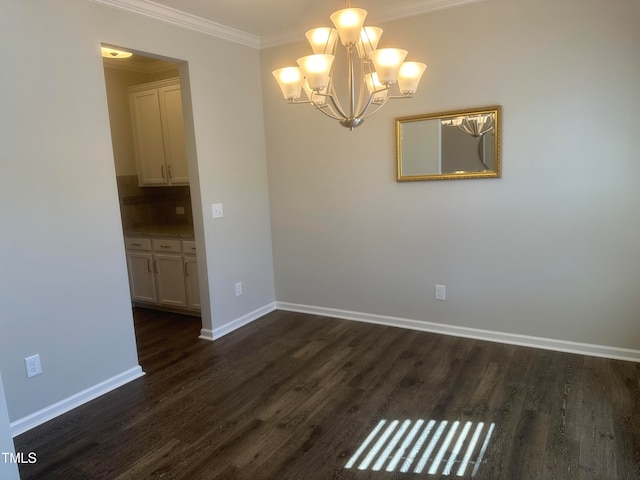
442,113,496,170
272,2,426,130
441,114,495,138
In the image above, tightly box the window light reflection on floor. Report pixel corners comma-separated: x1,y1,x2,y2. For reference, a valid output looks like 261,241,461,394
345,418,495,476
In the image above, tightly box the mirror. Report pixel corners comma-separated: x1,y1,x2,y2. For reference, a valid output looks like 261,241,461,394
396,106,501,181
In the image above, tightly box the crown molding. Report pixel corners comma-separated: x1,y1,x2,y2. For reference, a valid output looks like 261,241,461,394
89,0,261,49
90,0,485,50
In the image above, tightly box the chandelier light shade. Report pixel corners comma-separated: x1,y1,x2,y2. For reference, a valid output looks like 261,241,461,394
356,26,383,59
272,67,304,100
272,1,427,130
330,8,367,45
397,61,427,95
297,54,335,90
305,28,339,54
369,48,408,84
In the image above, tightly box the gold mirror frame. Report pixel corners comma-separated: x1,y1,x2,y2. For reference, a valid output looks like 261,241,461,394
396,105,502,181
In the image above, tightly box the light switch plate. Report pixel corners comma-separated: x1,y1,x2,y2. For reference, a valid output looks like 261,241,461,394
212,203,224,219
435,284,446,301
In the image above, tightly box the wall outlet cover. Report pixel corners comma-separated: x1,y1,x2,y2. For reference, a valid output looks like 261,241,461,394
212,203,224,219
25,354,42,378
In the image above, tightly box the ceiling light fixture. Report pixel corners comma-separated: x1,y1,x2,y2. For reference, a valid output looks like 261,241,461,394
101,47,133,59
272,1,426,130
441,114,495,138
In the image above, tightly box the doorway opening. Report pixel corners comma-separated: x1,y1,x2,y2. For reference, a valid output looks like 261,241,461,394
101,45,204,338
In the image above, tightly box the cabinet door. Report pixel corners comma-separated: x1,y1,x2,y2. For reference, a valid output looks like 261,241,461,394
158,85,189,185
126,252,157,303
130,89,168,185
154,253,187,308
184,255,200,311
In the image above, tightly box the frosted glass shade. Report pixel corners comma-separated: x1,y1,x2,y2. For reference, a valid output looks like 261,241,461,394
397,62,427,94
272,67,304,100
356,26,383,59
305,28,339,54
303,80,328,105
365,72,388,103
297,54,334,91
330,8,367,45
370,48,408,84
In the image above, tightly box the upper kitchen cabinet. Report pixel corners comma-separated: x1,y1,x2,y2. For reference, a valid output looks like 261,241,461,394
129,78,189,186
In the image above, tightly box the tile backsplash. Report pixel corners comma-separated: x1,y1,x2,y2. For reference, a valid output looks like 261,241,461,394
116,175,193,231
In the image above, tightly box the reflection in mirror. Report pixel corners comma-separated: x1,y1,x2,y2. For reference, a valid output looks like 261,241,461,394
396,106,501,181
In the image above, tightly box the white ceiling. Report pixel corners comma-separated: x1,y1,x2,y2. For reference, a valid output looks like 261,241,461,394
93,0,484,48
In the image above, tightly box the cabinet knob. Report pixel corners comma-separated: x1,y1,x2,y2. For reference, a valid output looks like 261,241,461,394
161,165,166,179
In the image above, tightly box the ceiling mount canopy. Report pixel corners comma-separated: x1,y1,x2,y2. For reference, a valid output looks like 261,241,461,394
272,1,426,130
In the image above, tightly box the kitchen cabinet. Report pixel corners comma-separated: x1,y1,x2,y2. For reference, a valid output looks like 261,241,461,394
151,239,187,308
129,78,189,186
125,238,156,304
125,236,199,314
183,241,200,310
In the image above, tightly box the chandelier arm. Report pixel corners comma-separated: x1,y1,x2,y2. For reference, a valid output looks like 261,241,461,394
323,84,348,120
322,100,345,119
346,45,356,120
359,99,388,119
354,60,368,120
311,102,344,121
356,86,389,119
288,98,342,121
356,92,377,119
312,95,346,120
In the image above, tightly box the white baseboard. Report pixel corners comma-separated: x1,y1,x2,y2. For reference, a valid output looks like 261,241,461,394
199,302,277,341
276,302,640,363
11,366,144,437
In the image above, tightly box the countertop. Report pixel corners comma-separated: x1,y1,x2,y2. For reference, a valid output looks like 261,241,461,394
124,225,195,239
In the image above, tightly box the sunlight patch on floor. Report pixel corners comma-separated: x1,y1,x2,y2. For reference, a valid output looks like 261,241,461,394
345,418,495,476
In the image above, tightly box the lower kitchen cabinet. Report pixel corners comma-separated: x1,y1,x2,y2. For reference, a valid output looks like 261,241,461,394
126,251,156,304
125,236,200,314
183,244,200,310
153,253,187,308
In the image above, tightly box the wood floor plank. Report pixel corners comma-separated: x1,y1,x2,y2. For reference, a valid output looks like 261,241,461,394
13,308,640,480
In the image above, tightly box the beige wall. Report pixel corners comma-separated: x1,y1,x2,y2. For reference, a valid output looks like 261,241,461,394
262,0,640,350
0,0,275,424
0,375,19,479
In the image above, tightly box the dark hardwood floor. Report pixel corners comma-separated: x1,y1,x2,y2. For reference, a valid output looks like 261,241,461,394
14,308,640,479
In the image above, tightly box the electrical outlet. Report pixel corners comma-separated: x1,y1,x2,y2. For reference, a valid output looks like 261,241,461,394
235,282,243,297
25,354,42,378
212,203,224,219
435,284,446,301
